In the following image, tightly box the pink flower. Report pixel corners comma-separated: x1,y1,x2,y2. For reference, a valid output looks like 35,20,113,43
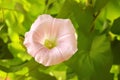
23,14,77,66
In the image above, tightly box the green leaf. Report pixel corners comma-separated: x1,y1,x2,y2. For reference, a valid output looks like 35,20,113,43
94,0,109,12
46,0,65,16
101,0,120,21
66,34,112,80
5,11,26,36
111,37,120,64
66,68,78,80
14,59,57,80
89,34,112,80
95,19,111,34
93,0,120,34
29,69,57,80
57,0,94,34
57,0,73,18
26,0,45,15
111,17,120,35
73,2,94,34
0,59,46,73
0,60,26,72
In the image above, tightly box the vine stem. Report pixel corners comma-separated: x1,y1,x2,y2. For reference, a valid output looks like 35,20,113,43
90,10,100,33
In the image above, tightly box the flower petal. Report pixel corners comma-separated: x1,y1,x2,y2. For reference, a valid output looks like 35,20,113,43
24,31,44,57
54,19,75,38
24,14,78,66
34,33,77,66
30,14,53,31
35,47,65,66
57,33,77,60
35,48,49,66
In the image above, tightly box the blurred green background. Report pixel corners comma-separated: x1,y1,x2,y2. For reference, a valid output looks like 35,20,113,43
0,0,120,80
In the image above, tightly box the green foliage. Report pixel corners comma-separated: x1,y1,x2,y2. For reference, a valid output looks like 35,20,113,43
111,38,120,64
111,17,120,35
0,38,13,59
0,0,120,80
66,34,112,80
93,0,109,12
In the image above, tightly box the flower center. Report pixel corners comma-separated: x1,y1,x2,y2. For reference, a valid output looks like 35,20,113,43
44,39,56,49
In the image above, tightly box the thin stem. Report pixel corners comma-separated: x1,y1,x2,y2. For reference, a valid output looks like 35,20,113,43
89,10,100,32
1,8,4,23
43,0,49,14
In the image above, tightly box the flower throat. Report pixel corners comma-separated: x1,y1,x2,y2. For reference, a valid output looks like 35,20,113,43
44,39,56,49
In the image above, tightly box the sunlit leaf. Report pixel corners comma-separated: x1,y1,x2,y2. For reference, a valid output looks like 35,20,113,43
0,0,15,9
26,0,45,15
29,70,57,80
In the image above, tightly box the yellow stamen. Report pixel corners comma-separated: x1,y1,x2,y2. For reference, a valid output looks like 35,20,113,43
44,39,56,49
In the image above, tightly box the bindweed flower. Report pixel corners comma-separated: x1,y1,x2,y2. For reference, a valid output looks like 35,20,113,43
23,14,77,66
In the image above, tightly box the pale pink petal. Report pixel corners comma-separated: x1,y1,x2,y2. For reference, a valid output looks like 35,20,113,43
57,34,77,60
35,48,49,65
24,31,44,57
35,47,64,66
34,33,77,66
44,34,77,66
54,19,75,38
30,14,53,31
46,47,65,66
23,14,78,66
